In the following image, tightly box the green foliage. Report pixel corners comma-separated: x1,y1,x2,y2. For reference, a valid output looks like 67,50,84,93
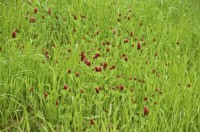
0,0,199,131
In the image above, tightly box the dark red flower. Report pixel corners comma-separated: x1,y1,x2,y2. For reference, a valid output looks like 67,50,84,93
44,91,48,98
120,85,124,90
34,7,38,14
76,72,79,77
122,53,126,57
80,52,86,61
74,15,77,20
124,57,128,61
124,39,129,43
98,67,102,72
68,69,71,74
86,61,91,66
137,42,141,50
64,84,68,90
90,119,95,125
130,32,133,37
103,62,108,69
30,17,36,23
106,48,110,52
93,53,100,59
12,32,16,38
95,66,102,72
144,97,148,101
144,106,149,115
95,87,99,94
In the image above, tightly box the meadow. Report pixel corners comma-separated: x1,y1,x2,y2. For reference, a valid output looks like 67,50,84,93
0,0,200,131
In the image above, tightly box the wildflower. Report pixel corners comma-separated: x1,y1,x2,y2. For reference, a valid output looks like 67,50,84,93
12,32,16,38
144,106,149,115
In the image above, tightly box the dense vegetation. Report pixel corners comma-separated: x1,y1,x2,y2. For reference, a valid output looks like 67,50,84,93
0,0,199,131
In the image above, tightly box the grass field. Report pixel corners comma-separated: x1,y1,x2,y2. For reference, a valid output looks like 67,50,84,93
0,0,200,131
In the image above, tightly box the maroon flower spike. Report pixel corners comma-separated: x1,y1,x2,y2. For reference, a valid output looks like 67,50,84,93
95,87,100,94
144,106,149,116
12,32,16,38
80,52,86,61
137,42,141,50
76,72,79,77
64,84,68,90
98,67,102,72
34,7,38,14
122,53,126,57
90,119,95,125
68,69,71,74
30,17,36,23
124,57,128,61
106,48,110,52
93,53,100,59
86,61,91,66
130,32,133,37
124,39,129,43
103,62,108,69
74,15,77,20
44,91,48,98
95,67,99,72
120,85,124,90
144,97,148,101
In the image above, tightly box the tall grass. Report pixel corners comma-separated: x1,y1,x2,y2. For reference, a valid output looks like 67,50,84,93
0,0,199,131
